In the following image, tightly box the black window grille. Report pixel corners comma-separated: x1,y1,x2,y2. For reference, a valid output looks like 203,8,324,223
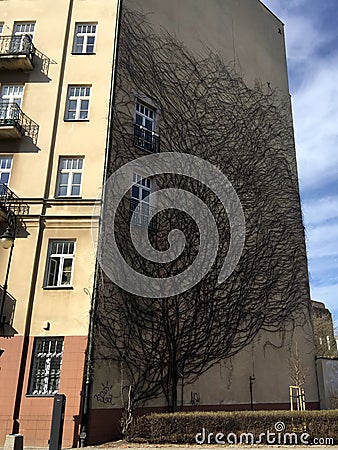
28,337,64,396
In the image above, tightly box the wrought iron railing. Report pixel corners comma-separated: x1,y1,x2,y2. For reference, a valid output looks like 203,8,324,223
133,124,160,153
130,198,157,230
0,102,39,144
0,184,29,216
0,34,35,63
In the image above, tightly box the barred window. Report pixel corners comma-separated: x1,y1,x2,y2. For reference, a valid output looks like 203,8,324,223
28,337,64,396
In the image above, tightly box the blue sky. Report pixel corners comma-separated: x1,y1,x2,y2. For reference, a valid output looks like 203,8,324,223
261,0,338,326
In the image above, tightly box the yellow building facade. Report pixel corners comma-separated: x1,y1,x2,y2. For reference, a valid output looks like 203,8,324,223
0,0,117,446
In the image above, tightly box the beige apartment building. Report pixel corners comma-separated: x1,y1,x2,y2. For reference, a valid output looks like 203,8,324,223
0,0,116,447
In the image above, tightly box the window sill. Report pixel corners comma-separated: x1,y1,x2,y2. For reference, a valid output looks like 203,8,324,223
54,196,82,199
63,119,90,122
26,394,57,398
43,286,74,290
71,52,96,55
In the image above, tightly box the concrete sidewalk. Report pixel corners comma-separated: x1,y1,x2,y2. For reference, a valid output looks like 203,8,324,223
82,443,337,450
3,443,336,450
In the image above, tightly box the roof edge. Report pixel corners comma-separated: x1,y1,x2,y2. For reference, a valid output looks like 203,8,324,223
257,0,285,26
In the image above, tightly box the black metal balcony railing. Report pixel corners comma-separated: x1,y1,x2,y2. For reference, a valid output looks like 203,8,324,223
133,124,160,153
0,35,35,63
0,184,29,216
0,102,39,144
130,198,157,230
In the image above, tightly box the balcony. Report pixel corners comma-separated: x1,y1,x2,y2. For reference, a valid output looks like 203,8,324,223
0,103,39,144
0,35,35,71
0,184,30,218
0,185,28,337
130,198,157,230
133,124,159,153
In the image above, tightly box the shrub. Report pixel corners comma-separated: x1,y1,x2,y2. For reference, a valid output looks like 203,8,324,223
127,410,338,445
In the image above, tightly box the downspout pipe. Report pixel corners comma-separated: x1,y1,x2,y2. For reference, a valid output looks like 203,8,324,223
79,0,123,445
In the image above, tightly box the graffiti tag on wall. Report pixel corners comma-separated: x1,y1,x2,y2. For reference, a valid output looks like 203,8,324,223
94,382,114,405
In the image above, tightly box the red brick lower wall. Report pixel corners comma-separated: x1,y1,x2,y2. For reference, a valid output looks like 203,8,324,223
87,401,320,445
0,336,23,442
0,335,87,448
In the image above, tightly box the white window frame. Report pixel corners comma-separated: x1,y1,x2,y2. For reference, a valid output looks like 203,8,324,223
65,85,91,121
0,85,24,120
45,240,76,288
28,337,64,396
135,100,155,132
326,335,331,351
56,157,84,197
0,84,24,105
12,22,35,53
13,21,35,40
0,156,13,190
131,173,153,227
73,23,97,54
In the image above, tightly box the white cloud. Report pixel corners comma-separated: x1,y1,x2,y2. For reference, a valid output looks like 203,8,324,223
293,58,338,189
302,196,338,226
306,223,338,259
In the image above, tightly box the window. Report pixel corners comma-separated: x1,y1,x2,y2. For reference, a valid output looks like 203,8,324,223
0,85,24,120
11,22,35,53
28,337,64,396
65,86,91,121
73,23,97,54
56,157,83,197
0,156,12,195
0,85,24,106
130,173,153,227
133,100,159,152
45,240,75,287
0,23,4,35
13,22,35,40
327,335,331,351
